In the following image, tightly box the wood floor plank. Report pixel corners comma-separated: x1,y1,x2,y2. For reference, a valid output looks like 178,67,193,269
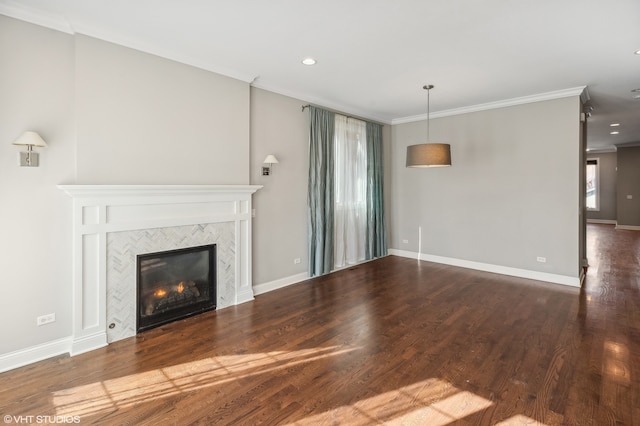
0,224,639,425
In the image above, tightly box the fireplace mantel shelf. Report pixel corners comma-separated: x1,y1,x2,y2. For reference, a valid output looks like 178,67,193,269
58,184,263,198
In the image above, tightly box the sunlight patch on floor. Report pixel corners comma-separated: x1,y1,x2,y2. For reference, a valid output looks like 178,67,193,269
604,340,631,385
287,378,494,425
495,414,549,425
52,345,358,418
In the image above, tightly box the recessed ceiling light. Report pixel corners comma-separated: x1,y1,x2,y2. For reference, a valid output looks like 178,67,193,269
634,94,640,99
610,131,620,135
635,49,640,55
632,88,640,92
610,123,620,127
302,57,317,66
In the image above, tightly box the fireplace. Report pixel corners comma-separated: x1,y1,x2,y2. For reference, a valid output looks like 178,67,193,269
59,184,260,356
137,244,216,333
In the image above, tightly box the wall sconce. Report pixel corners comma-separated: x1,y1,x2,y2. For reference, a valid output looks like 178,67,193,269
13,131,47,167
262,155,279,176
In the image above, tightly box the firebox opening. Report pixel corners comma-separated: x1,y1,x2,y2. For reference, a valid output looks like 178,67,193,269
136,244,216,333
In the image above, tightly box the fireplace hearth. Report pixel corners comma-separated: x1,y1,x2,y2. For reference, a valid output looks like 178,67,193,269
137,244,216,333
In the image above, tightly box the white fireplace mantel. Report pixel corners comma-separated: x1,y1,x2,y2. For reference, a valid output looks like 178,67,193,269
58,184,262,356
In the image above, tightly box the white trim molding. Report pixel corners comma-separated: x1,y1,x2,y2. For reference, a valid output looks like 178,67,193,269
253,272,309,296
0,0,74,34
615,225,640,231
392,86,587,125
388,249,581,288
58,184,261,356
0,337,71,373
587,219,617,225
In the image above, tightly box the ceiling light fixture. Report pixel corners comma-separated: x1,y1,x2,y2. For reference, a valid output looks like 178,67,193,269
631,88,640,92
406,85,451,168
301,57,317,65
610,123,620,127
635,50,640,55
610,131,620,135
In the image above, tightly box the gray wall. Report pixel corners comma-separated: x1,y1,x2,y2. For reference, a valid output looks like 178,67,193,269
249,88,392,286
1,15,394,362
250,88,309,284
390,97,582,278
0,16,76,354
1,13,581,366
586,152,617,221
74,35,250,184
0,16,250,357
616,146,640,227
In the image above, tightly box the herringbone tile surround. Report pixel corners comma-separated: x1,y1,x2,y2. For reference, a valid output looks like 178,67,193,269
105,222,235,342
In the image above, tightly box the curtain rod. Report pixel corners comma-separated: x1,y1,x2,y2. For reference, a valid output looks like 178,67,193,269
301,104,384,126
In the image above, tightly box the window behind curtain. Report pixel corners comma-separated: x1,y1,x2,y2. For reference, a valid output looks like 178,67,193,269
308,106,386,277
334,115,367,268
586,158,599,210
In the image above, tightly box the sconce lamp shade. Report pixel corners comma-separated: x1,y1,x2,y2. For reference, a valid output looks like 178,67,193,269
13,131,47,148
406,143,451,168
263,154,279,164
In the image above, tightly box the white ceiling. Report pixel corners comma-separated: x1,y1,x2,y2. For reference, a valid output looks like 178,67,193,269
2,0,640,151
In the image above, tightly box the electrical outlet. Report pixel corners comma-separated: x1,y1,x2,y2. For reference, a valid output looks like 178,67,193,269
294,258,301,264
402,239,409,244
36,313,56,326
536,257,547,263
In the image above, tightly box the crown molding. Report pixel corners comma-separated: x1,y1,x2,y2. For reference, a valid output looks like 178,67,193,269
1,3,587,126
82,28,257,84
0,2,256,84
615,141,640,149
1,1,391,123
0,0,74,34
391,86,587,125
250,80,393,125
587,147,617,153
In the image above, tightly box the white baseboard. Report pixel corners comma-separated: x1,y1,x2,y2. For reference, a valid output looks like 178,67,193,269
615,224,640,231
388,249,581,288
70,332,108,356
253,272,309,295
253,257,386,296
388,249,421,260
2,252,580,373
0,337,71,373
587,219,617,224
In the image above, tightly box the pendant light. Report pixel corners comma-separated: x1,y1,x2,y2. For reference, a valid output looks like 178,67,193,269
406,85,452,167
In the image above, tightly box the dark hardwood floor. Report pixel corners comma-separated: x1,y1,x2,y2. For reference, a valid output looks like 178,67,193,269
0,223,638,425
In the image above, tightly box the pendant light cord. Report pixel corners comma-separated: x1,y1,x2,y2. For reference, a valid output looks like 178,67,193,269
423,84,434,141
